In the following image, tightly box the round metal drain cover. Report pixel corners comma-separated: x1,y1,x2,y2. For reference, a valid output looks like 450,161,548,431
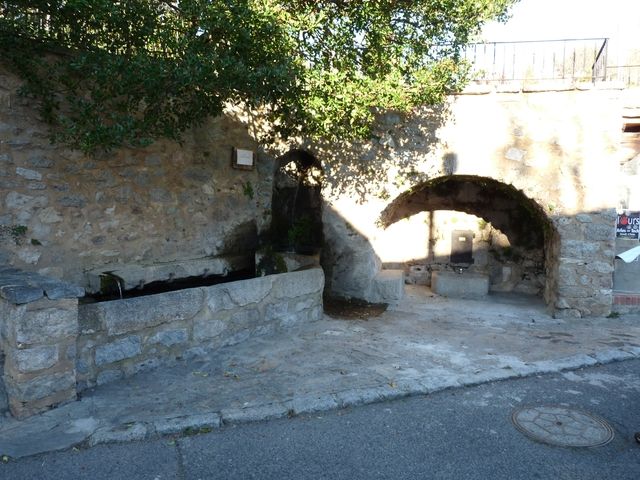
512,406,614,447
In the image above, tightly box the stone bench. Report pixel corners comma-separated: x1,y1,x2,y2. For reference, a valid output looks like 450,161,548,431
0,267,84,418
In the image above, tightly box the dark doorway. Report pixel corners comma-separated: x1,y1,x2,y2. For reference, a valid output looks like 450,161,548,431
270,150,323,254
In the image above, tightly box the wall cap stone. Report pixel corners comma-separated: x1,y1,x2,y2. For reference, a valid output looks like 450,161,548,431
0,267,84,304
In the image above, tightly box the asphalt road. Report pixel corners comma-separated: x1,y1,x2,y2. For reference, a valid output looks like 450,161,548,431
3,359,640,480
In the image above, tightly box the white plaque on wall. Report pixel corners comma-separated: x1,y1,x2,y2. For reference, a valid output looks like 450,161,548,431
233,148,255,170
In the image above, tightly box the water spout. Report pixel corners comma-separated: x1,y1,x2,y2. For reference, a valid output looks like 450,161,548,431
116,279,123,299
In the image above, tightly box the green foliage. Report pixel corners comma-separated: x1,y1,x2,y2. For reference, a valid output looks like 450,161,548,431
0,224,28,244
242,181,254,200
10,225,27,237
256,245,288,276
288,214,314,247
0,0,516,152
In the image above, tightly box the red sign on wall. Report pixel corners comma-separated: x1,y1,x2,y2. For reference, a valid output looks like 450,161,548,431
616,211,640,239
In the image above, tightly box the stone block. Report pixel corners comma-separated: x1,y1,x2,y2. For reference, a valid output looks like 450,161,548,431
271,268,324,299
225,275,273,306
230,308,261,332
41,281,85,300
8,384,76,419
560,240,600,260
265,302,288,323
584,223,615,242
374,270,405,302
294,297,316,313
7,345,58,373
148,329,188,348
587,261,614,274
4,370,75,402
95,336,142,366
16,167,42,180
193,317,227,342
37,207,63,224
86,289,205,336
57,195,86,208
205,288,235,312
5,191,48,210
0,270,83,304
7,301,78,346
432,271,489,298
28,156,53,168
0,285,43,304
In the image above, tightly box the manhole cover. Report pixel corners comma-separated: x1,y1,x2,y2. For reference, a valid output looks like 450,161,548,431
511,406,614,447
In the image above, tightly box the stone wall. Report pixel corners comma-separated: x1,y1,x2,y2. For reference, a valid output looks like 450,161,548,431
0,268,84,418
0,65,275,292
76,268,324,390
313,85,622,317
0,61,625,317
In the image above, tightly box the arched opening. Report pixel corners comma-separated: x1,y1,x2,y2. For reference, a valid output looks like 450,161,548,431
379,175,559,305
270,150,323,253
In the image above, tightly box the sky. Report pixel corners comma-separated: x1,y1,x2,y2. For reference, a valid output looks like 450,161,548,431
482,0,640,62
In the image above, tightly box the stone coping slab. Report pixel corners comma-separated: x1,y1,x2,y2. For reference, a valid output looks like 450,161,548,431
1,286,640,459
0,267,84,304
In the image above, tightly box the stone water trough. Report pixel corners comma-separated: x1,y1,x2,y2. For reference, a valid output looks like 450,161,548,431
0,267,324,419
431,271,489,298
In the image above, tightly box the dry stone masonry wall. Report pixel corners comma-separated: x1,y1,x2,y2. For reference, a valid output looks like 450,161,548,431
0,65,275,292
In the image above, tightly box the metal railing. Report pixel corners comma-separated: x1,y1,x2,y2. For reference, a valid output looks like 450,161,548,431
605,65,640,87
463,38,610,83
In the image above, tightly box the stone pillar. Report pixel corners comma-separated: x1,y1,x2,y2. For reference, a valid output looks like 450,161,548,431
0,268,83,419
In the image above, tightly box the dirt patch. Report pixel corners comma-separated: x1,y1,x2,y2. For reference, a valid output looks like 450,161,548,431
323,296,387,320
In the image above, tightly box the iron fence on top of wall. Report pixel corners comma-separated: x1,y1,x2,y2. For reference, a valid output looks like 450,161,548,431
463,38,610,84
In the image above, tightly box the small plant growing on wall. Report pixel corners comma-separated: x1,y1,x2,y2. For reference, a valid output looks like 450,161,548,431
242,181,254,200
0,224,28,245
287,215,317,254
256,245,288,276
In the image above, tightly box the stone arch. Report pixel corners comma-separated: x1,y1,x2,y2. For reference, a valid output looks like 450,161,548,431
379,175,560,307
269,149,324,254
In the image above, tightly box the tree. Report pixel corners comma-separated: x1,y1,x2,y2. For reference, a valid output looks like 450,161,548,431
0,1,516,152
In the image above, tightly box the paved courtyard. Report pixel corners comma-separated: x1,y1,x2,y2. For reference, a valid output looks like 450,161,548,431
2,285,640,459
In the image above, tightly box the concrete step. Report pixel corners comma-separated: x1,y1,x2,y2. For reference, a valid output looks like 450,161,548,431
373,269,404,303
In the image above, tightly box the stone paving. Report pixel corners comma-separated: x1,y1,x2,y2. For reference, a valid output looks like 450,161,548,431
1,285,640,459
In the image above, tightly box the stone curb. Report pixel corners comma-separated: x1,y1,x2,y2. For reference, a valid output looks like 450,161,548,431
75,348,640,452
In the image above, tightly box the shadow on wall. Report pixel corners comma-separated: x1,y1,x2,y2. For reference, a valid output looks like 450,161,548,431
305,103,454,202
321,203,383,301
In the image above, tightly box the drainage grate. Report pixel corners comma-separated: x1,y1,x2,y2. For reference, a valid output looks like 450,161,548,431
512,406,614,447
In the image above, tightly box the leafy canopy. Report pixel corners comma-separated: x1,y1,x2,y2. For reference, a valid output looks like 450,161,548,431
0,1,516,152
